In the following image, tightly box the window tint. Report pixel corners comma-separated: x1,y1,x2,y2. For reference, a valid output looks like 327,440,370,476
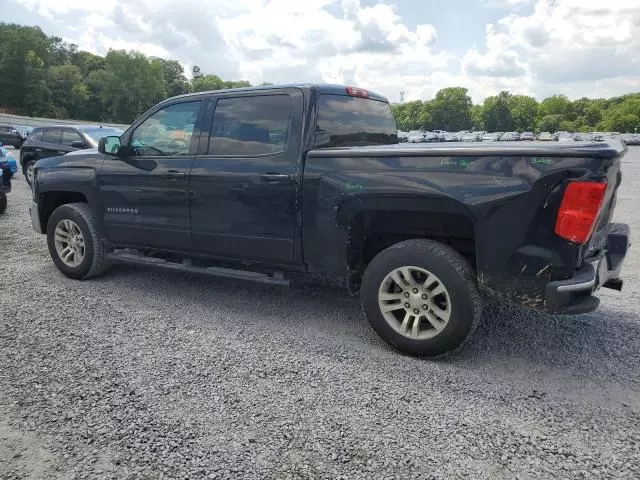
131,101,201,156
208,95,292,155
315,94,398,148
29,130,44,141
41,129,61,144
61,129,84,146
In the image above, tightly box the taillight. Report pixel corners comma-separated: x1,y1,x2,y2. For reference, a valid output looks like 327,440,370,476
346,86,369,98
555,181,607,244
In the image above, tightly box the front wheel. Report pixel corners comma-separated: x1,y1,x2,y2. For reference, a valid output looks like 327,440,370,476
361,239,481,357
46,203,108,279
24,159,36,185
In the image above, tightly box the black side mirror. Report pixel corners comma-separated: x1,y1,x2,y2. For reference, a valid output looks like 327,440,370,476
99,136,122,155
71,140,85,149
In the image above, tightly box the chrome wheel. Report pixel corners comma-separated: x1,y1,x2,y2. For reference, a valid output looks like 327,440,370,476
54,219,85,268
378,266,451,340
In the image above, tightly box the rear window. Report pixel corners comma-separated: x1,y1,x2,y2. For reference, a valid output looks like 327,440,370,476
315,94,398,148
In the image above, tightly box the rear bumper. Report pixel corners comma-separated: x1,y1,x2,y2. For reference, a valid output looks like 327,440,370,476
545,223,630,314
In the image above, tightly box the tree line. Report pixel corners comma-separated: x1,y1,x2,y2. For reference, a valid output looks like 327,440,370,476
0,23,265,124
393,87,640,133
1,23,639,132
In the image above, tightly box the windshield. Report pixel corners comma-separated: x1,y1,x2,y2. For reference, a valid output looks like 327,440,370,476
315,94,398,148
80,127,124,142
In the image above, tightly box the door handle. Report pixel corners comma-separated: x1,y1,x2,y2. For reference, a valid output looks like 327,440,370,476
164,170,186,179
261,173,290,182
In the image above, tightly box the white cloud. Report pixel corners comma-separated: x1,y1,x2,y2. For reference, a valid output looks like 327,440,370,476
7,0,640,103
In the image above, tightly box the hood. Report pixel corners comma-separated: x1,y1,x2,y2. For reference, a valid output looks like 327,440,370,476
65,148,100,156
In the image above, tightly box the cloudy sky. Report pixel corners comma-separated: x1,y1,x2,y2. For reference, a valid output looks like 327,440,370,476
5,0,640,102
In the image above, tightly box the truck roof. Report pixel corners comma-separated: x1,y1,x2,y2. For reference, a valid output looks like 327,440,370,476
308,140,628,159
173,83,389,102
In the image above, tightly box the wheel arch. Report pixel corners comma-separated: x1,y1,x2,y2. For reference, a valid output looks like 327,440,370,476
340,197,477,292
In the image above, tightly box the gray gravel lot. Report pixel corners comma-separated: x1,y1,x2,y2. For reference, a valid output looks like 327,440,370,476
1,150,640,479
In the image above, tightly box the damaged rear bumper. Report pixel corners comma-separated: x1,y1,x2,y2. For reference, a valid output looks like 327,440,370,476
545,223,630,314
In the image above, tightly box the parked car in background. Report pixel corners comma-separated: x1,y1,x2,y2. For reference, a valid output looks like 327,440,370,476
397,131,409,143
0,146,17,177
443,132,459,142
423,131,439,142
574,132,594,142
481,132,500,142
20,125,124,185
0,155,11,214
460,132,480,142
432,130,447,142
499,132,520,141
520,132,535,141
557,132,574,142
0,124,27,148
407,131,425,143
537,132,556,141
622,133,640,145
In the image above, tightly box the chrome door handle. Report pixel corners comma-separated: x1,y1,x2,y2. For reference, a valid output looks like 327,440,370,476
261,173,290,182
164,170,186,179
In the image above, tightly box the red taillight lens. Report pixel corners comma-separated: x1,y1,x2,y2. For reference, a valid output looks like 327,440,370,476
346,86,369,98
555,181,607,244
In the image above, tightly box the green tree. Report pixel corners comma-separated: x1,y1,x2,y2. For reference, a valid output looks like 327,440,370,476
537,114,563,132
47,64,88,118
152,58,188,97
482,91,513,132
508,95,538,132
430,87,472,131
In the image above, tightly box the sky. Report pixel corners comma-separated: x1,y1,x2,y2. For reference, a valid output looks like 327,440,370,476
4,0,640,103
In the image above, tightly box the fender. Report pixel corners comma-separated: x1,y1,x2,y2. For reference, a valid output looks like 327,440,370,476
33,154,106,233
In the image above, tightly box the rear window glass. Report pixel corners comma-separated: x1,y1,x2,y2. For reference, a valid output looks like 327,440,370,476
315,94,398,148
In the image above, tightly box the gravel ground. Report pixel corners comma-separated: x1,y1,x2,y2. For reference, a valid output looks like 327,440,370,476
1,149,639,480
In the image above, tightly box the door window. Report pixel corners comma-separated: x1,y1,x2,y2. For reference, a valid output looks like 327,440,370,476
130,101,201,156
61,129,84,146
208,95,292,155
41,129,61,144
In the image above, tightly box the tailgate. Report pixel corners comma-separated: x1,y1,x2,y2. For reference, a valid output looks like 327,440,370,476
584,152,623,257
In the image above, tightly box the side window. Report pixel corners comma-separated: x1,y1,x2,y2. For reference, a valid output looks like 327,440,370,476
130,101,201,156
61,129,84,146
29,130,44,141
41,129,61,144
208,95,292,155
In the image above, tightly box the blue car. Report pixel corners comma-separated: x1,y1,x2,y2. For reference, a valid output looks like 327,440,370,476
0,145,18,177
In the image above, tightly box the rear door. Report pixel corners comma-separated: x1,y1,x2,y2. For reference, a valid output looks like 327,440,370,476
98,99,205,251
189,89,303,262
35,128,66,160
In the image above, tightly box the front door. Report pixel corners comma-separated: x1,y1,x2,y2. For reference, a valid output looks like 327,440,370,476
190,90,303,263
98,100,204,251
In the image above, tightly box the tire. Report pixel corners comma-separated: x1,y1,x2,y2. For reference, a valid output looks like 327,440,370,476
361,239,481,357
23,159,36,186
46,203,108,280
0,193,6,214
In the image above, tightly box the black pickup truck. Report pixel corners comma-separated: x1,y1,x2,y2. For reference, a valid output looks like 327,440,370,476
28,84,630,357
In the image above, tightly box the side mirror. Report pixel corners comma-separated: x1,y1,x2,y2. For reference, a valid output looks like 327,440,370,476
71,140,86,149
99,136,122,155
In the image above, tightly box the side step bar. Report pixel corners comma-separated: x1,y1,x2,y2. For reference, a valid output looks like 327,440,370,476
107,252,290,286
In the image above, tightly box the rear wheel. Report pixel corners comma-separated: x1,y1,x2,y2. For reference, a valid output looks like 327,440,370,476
46,203,108,279
361,239,481,357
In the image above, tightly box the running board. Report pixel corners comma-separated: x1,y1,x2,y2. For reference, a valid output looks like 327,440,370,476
107,252,290,286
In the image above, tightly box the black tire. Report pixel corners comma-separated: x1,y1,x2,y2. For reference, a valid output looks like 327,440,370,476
361,239,481,357
46,203,108,280
0,193,6,214
23,159,36,186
